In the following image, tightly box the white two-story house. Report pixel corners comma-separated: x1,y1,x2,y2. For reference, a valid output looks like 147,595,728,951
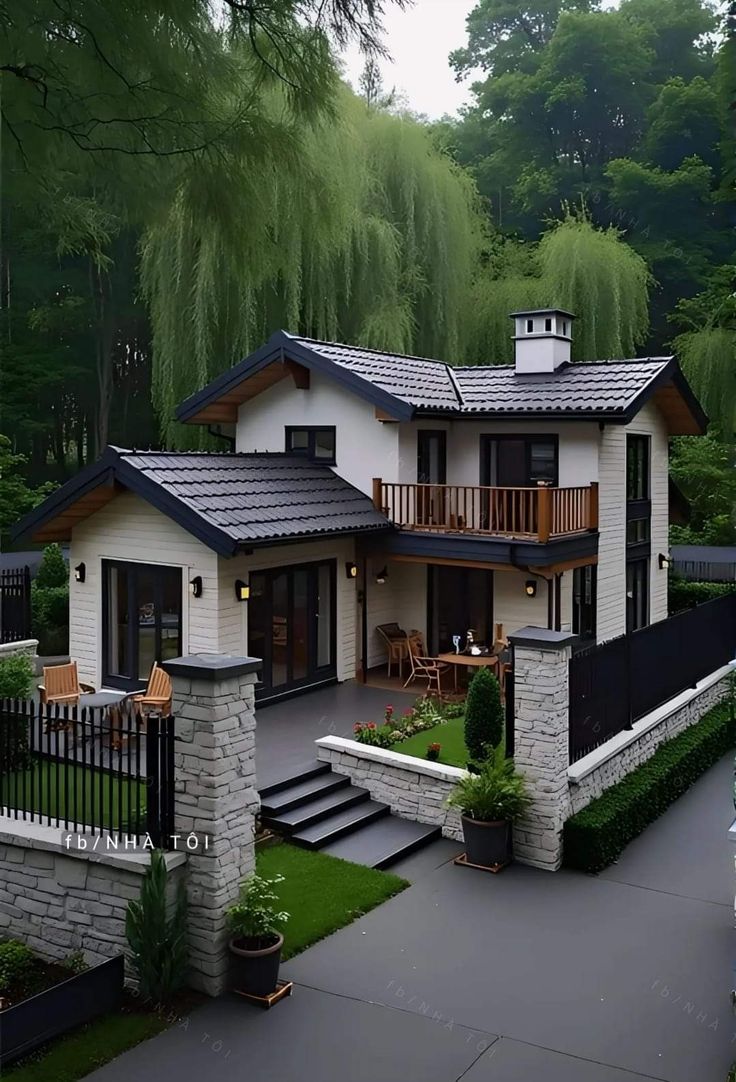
14,309,706,703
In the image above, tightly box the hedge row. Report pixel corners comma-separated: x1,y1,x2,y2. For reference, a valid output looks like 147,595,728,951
563,701,734,873
669,577,736,615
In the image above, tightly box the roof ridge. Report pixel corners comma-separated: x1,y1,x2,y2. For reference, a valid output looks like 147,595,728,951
293,334,453,368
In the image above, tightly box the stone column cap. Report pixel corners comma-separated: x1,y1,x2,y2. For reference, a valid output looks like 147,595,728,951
508,627,576,651
162,653,262,681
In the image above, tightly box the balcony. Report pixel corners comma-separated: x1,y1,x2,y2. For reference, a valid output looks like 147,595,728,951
372,479,598,544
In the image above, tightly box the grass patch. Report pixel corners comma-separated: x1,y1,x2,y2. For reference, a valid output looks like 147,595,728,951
256,843,407,959
563,702,734,873
3,757,147,829
4,1005,169,1082
390,715,468,768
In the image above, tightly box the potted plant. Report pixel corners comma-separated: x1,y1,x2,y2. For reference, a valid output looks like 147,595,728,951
226,873,289,997
447,746,530,868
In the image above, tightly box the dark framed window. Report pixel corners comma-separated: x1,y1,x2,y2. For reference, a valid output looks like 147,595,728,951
417,430,447,484
626,435,650,501
626,518,651,546
102,561,182,690
627,558,649,632
481,435,559,487
285,426,336,465
573,565,597,641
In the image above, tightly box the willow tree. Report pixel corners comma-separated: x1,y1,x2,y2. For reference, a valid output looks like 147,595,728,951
141,89,487,446
466,212,651,364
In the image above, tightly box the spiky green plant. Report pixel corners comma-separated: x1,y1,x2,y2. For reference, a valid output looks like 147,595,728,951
126,850,188,1004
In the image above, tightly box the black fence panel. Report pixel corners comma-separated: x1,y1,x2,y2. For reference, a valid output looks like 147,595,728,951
0,567,32,644
0,698,176,848
569,594,736,764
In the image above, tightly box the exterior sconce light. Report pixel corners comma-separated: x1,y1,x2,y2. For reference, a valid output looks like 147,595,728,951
189,575,203,598
525,579,537,598
375,566,388,585
658,553,672,571
235,579,250,602
345,562,358,580
74,563,86,583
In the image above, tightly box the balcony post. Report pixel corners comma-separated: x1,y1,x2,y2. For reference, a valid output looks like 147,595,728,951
589,482,599,531
538,485,552,543
372,477,383,513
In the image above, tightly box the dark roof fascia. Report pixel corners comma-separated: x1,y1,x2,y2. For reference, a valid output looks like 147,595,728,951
412,407,632,423
176,332,415,424
360,527,598,568
10,448,120,544
621,357,708,431
236,522,394,553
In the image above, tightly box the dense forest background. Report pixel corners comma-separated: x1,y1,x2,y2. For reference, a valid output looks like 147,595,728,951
1,0,735,543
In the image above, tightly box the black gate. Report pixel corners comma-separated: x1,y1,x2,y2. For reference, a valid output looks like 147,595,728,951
0,567,32,644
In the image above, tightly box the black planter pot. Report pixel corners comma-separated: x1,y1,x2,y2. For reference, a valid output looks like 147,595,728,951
229,934,283,996
461,815,510,867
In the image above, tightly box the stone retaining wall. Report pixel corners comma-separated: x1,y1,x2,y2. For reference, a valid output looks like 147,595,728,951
315,737,464,840
568,667,730,815
0,817,185,968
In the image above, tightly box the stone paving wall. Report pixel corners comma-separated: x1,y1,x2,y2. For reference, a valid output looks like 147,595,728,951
316,737,464,840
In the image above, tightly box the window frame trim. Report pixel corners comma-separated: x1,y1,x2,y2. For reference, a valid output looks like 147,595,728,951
284,425,337,466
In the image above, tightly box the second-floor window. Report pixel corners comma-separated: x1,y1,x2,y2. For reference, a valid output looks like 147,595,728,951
481,435,558,487
285,426,336,465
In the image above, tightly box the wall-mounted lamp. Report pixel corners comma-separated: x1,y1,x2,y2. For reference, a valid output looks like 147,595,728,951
189,575,203,598
525,579,537,598
658,553,672,571
345,562,358,580
375,566,388,585
234,579,250,602
74,563,86,583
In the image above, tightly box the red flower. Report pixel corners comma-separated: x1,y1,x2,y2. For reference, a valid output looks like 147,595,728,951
367,722,377,730
385,705,394,714
353,723,363,732
402,708,414,717
428,742,441,752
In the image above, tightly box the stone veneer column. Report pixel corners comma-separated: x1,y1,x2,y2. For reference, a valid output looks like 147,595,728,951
508,627,574,872
162,654,261,996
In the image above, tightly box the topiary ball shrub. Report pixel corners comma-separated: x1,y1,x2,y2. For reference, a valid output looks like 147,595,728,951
464,667,504,761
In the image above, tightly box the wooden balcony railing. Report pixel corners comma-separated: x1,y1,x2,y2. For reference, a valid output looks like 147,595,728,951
372,479,598,543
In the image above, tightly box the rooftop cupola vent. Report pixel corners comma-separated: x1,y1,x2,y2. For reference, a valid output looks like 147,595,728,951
510,309,575,374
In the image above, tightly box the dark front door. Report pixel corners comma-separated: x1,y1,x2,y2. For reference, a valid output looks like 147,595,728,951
248,560,336,701
428,566,493,654
102,561,182,690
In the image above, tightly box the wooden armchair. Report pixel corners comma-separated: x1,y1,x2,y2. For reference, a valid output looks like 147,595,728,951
403,637,450,697
375,623,409,679
38,661,94,707
132,662,172,716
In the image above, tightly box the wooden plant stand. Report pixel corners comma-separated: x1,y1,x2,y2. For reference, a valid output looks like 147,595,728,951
233,979,293,1009
453,852,509,875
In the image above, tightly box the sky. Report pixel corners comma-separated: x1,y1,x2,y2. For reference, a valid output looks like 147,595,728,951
341,0,622,120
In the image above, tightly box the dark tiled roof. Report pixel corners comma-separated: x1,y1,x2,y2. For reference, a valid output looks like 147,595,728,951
120,451,389,545
291,336,462,410
452,359,671,415
290,335,671,416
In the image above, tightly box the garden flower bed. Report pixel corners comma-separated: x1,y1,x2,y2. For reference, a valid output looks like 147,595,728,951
353,698,468,767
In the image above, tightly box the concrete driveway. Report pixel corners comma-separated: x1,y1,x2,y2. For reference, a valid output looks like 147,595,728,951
90,755,735,1082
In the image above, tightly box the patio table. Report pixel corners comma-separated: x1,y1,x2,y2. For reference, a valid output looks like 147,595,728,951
436,652,498,692
78,690,141,749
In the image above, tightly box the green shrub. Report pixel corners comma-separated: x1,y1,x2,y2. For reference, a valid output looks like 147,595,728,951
126,850,188,1004
226,873,289,948
563,703,734,873
31,581,69,655
464,667,503,760
668,576,736,615
35,543,68,588
447,745,529,821
0,653,34,698
0,940,35,993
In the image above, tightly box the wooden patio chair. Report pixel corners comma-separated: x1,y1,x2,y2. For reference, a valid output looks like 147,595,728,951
132,662,173,717
38,661,95,732
375,623,410,679
403,636,450,697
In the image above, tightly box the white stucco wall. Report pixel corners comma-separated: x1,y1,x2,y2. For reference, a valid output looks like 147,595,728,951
235,372,400,498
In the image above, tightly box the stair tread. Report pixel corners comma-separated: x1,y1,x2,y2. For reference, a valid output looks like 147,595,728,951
260,772,349,815
263,785,369,830
292,800,389,846
321,818,441,869
258,760,329,798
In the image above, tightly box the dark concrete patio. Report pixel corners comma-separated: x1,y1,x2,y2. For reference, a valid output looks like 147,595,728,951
90,753,735,1082
255,680,416,789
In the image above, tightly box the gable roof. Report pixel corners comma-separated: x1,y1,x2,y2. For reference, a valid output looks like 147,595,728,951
175,330,707,434
11,448,390,556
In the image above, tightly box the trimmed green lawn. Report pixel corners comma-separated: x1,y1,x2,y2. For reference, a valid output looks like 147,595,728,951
390,715,468,768
3,758,147,829
257,843,407,959
4,1007,169,1082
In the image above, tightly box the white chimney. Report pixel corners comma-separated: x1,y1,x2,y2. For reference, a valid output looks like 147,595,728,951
511,309,575,374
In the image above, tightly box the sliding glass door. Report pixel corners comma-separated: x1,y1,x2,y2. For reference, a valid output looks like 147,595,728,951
102,561,182,690
248,560,336,701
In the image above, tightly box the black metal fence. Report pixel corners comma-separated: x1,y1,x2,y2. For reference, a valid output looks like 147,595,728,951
569,593,736,764
0,699,176,847
0,567,32,644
